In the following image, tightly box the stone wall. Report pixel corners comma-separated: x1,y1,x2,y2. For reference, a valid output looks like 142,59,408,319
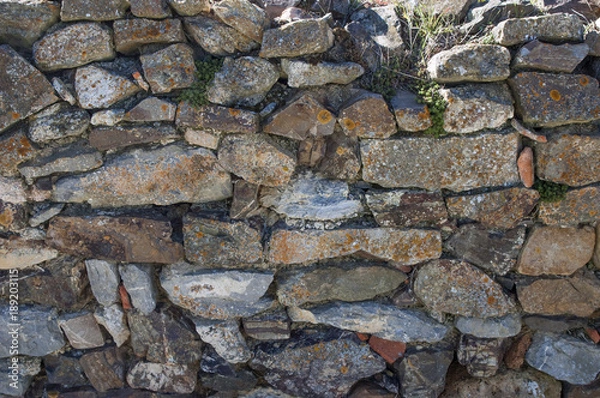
1,0,600,397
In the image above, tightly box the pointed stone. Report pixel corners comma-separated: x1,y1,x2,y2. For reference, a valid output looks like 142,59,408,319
193,318,251,363
58,312,105,349
0,237,58,270
75,65,141,109
140,43,197,94
282,59,364,88
28,102,90,144
119,264,157,315
513,40,588,73
94,304,130,347
18,143,103,181
85,259,120,307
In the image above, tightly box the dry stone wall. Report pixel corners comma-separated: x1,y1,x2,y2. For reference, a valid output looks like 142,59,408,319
1,0,600,397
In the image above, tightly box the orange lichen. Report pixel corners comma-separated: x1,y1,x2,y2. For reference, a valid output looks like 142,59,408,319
11,112,20,120
342,118,356,130
580,76,589,86
195,231,204,239
120,285,132,310
340,366,349,374
336,146,346,156
549,90,561,101
317,109,332,124
487,296,496,305
418,107,430,120
228,108,241,116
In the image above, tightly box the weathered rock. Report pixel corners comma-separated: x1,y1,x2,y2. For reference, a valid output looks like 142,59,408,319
58,312,105,349
53,144,232,206
563,378,600,398
124,97,176,122
94,304,130,347
46,216,184,264
289,302,450,343
119,264,157,315
260,17,334,58
0,237,58,270
185,15,259,56
160,263,275,319
390,90,433,132
277,264,406,307
89,125,179,151
457,334,505,378
504,332,533,369
343,20,382,72
176,102,259,133
113,18,186,54
0,356,41,396
79,347,126,392
456,313,522,338
74,65,141,109
52,77,77,106
268,228,441,265
492,13,584,46
524,315,588,333
85,259,120,306
60,0,129,21
526,332,600,385
250,328,386,398
338,92,396,139
367,335,406,365
419,0,477,19
28,102,90,144
140,43,196,93
297,136,326,167
0,0,59,48
200,345,258,392
127,362,198,393
0,45,59,133
282,59,364,88
538,186,600,225
517,146,534,188
29,202,64,227
90,109,125,126
131,0,171,18
509,72,600,127
517,271,600,317
428,44,510,83
445,224,526,275
414,259,516,318
349,5,403,50
193,318,251,363
263,94,335,140
0,176,27,204
33,23,115,71
446,188,539,229
462,0,540,34
366,190,448,229
513,40,588,73
586,30,600,56
595,223,600,268
517,225,595,276
207,56,279,107
0,128,40,177
213,0,269,42
169,0,210,15
0,200,27,231
242,309,291,340
44,354,88,389
240,387,299,398
18,143,103,181
317,129,361,180
361,132,520,192
230,180,260,219
183,216,263,265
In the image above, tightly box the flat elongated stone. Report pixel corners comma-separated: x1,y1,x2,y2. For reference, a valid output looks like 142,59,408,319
140,43,197,93
0,0,59,48
18,143,103,181
85,259,120,306
46,216,184,264
263,94,335,140
53,144,232,207
0,237,58,270
213,0,269,42
361,132,519,192
94,304,130,347
390,90,432,132
169,0,210,15
79,347,126,392
33,23,115,71
513,40,589,73
124,97,176,122
127,362,198,394
113,18,186,54
456,314,522,338
176,102,259,134
61,0,129,21
185,15,259,56
131,0,172,18
75,65,141,109
193,318,251,363
89,125,179,151
260,17,334,58
59,312,105,349
366,190,448,228
509,72,600,127
339,92,396,139
269,228,441,265
538,186,600,225
289,302,450,343
28,102,90,144
492,13,584,46
0,45,58,133
282,59,364,88
120,264,157,315
414,259,515,318
242,310,291,340
427,44,510,83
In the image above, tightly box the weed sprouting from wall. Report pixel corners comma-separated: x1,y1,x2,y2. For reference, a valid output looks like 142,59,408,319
178,57,223,108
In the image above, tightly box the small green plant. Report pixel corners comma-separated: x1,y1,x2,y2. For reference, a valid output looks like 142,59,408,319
416,79,447,138
533,180,569,203
178,58,223,108
368,53,408,101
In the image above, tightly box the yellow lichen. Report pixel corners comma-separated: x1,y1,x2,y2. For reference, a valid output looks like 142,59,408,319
317,109,332,124
342,118,356,130
549,90,561,101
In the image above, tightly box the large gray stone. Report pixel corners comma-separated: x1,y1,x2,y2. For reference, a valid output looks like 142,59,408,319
28,102,90,144
184,15,259,56
140,43,197,94
213,0,269,42
113,18,186,54
0,356,41,397
126,362,198,394
0,0,59,48
349,5,403,50
193,318,251,363
60,0,129,21
119,264,157,315
18,143,103,181
538,186,600,226
427,44,510,83
58,312,105,349
492,13,584,46
456,313,522,338
74,65,141,109
259,17,334,58
281,59,364,88
85,259,120,307
512,40,589,73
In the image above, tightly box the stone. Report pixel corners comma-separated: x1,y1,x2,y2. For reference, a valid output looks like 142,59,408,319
338,92,396,139
28,102,90,144
160,263,275,319
53,144,232,206
595,223,600,268
241,388,303,398
0,356,41,396
361,132,520,192
250,327,386,397
184,129,220,149
0,200,27,231
282,59,365,88
317,130,360,180
230,180,260,219
127,362,197,393
0,128,40,177
538,186,600,225
18,143,103,181
0,305,65,357
183,215,263,265
46,216,184,264
0,0,59,48
509,72,600,127
492,13,584,46
242,309,291,340
113,18,186,54
119,264,157,315
185,15,259,56
169,0,210,15
526,332,600,385
543,0,600,20
200,345,258,392
517,146,534,188
207,56,279,107
29,202,64,227
268,228,442,265
524,315,588,333
368,336,406,364
79,347,126,392
366,190,448,229
414,259,516,318
298,136,327,167
461,0,540,34
513,40,589,73
124,97,176,122
60,0,129,21
263,94,335,140
131,0,171,18
176,102,259,134
445,224,526,275
289,302,450,343
193,318,251,363
140,43,197,94
563,378,600,398
343,20,382,72
44,354,88,389
349,6,403,50
445,188,539,229
0,237,58,270
457,334,505,378
456,314,522,338
218,133,296,187
505,332,532,369
52,77,78,106
74,65,142,109
276,264,406,307
0,45,58,133
427,44,510,83
58,312,105,349
85,259,120,307
89,125,179,151
94,304,130,347
213,0,269,42
420,0,478,19
517,271,600,317
586,30,600,56
517,225,595,276
0,176,27,204
260,17,334,58
33,23,115,71
91,109,125,126
390,90,433,132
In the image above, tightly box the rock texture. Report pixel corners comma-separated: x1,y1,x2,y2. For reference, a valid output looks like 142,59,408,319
427,44,511,83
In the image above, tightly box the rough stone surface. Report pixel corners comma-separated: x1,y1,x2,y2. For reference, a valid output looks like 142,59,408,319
268,228,441,265
0,176,27,204
85,259,120,306
79,347,126,392
193,318,251,363
0,128,40,177
0,237,59,270
538,186,600,225
282,59,364,88
94,304,130,347
0,200,28,231
317,130,361,180
58,312,105,349
113,18,186,54
46,216,184,264
456,314,522,338
89,125,179,151
199,344,258,392
513,40,589,73
0,0,59,48
361,132,520,192
91,109,125,126
28,102,90,144
505,332,533,369
242,309,291,340
263,94,335,140
44,354,88,389
390,90,432,132
414,259,516,318
53,144,232,206
349,5,403,50
0,356,41,396
75,65,141,109
60,0,129,21
366,190,448,229
130,0,171,18
18,143,103,181
427,44,511,83
230,180,260,219
338,92,396,139
457,334,506,378
595,223,600,268
185,15,259,56
140,43,197,94
213,0,268,42
124,97,176,122
120,264,157,315
126,362,197,394
176,102,259,134
168,0,210,15
260,17,334,58
492,13,584,46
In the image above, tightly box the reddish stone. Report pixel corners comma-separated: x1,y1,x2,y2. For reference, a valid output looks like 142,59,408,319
505,333,533,369
368,336,406,364
585,328,600,344
356,332,370,341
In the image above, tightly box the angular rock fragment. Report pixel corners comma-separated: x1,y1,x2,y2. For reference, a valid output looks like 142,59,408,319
200,345,258,392
185,15,259,56
338,92,396,139
74,65,141,109
127,362,198,394
140,43,197,93
120,264,157,315
0,356,41,396
230,180,260,219
458,335,506,378
85,259,120,306
242,309,291,340
169,0,210,15
298,136,326,167
427,44,510,83
390,90,432,132
94,304,130,347
52,77,78,106
349,5,404,50
366,190,448,229
213,0,269,42
58,312,105,349
492,13,584,46
513,40,588,73
260,17,334,58
18,143,103,181
282,59,364,88
113,18,186,54
0,0,59,48
124,97,176,122
263,94,335,140
0,237,58,270
317,130,361,180
176,102,259,134
90,109,125,126
517,146,534,188
0,128,40,176
130,0,172,18
538,186,600,225
28,102,90,144
79,347,126,392
456,314,522,338
89,125,179,151
60,0,129,21
193,318,251,363
29,203,64,227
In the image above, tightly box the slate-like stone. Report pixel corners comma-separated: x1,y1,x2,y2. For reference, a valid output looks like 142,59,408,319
176,102,259,134
185,15,259,56
207,56,279,107
79,347,126,392
169,0,210,15
0,356,41,396
44,354,88,389
193,318,251,363
526,332,600,385
213,0,269,42
509,72,600,127
131,0,172,18
414,259,516,318
427,44,510,83
120,264,157,315
268,228,441,265
361,132,520,192
445,188,539,229
263,94,335,140
277,264,406,307
113,18,186,54
230,180,260,219
58,312,105,349
140,43,196,93
90,109,125,126
282,59,365,88
33,23,115,71
260,17,334,58
250,328,386,398
89,125,179,151
51,77,78,106
60,0,129,21
0,0,59,49
492,13,584,46
53,144,232,206
29,202,64,227
94,304,130,347
349,5,403,50
317,129,361,180
74,65,141,109
390,90,433,132
0,237,58,270
124,97,176,122
513,40,588,73
242,309,291,340
0,45,59,133
28,102,90,144
460,0,540,34
456,314,522,338
366,190,448,229
127,362,198,394
457,334,505,378
524,316,587,334
85,259,120,306
46,216,184,264
289,302,450,343
445,224,526,275
538,186,600,226
18,143,103,181
338,92,396,139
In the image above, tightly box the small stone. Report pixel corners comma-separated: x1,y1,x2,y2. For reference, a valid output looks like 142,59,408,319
538,186,600,225
0,237,58,270
28,102,90,144
456,313,522,338
90,109,125,126
74,65,141,109
517,146,534,188
60,0,129,21
176,102,260,134
140,43,197,94
184,15,259,56
419,0,477,20
18,143,103,181
298,136,326,167
350,5,403,50
0,176,27,204
79,347,126,392
317,129,360,180
193,318,251,363
200,345,258,392
124,97,177,122
168,0,210,15
113,18,186,54
58,312,105,349
457,334,506,378
119,264,157,315
366,189,448,229
445,188,539,229
338,92,396,139
230,180,260,219
44,354,88,389
492,13,584,46
263,94,335,140
184,129,220,149
460,0,541,34
242,309,291,340
0,356,41,396
130,0,171,18
94,304,130,347
368,336,406,364
504,332,533,369
89,125,179,151
0,128,39,176
427,44,510,83
282,59,365,88
127,362,198,394
513,40,588,73
28,203,63,227
260,17,334,58
213,0,269,42
85,259,120,306
390,90,433,132
0,0,59,49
